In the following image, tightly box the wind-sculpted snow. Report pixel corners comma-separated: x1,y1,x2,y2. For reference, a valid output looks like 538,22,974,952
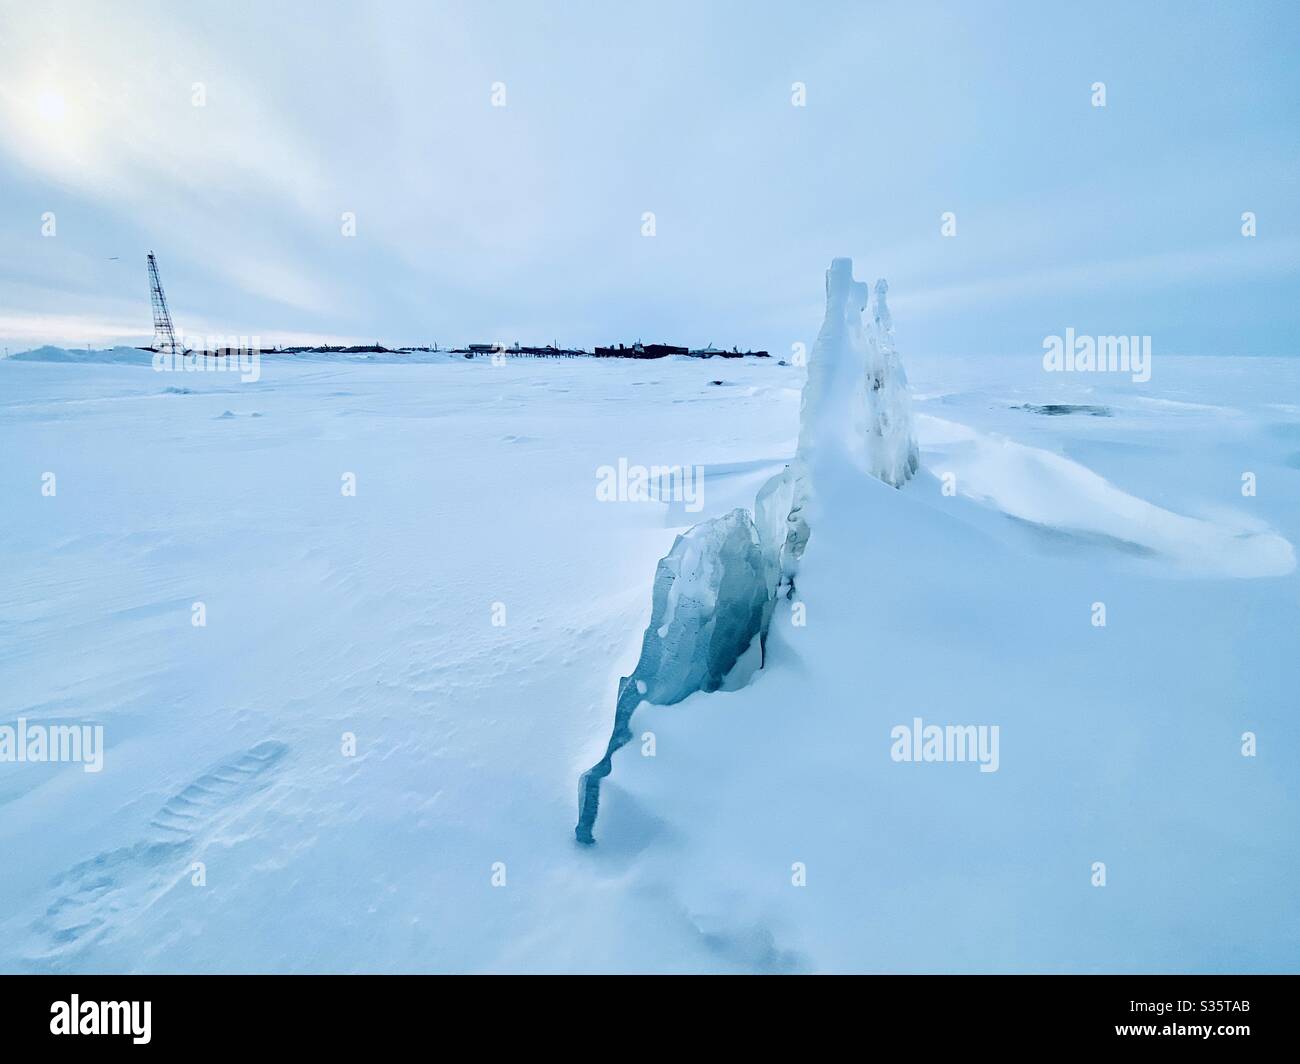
916,413,1296,578
575,508,772,843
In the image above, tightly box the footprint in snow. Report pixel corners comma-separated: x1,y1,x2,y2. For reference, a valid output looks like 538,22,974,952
29,741,289,964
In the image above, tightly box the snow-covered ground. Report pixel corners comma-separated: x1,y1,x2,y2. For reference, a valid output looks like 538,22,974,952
1,346,1297,972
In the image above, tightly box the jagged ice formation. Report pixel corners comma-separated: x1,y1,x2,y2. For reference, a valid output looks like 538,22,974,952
864,279,920,487
575,509,772,843
575,257,918,843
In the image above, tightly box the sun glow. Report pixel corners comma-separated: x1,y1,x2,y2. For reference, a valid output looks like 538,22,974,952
1,78,97,167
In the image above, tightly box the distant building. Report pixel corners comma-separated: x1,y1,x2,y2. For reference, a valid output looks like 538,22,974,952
593,342,689,359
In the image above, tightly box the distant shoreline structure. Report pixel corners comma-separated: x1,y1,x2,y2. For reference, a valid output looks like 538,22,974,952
132,341,772,360
132,252,771,361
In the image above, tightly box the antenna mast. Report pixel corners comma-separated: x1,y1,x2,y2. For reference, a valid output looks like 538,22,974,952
147,251,179,354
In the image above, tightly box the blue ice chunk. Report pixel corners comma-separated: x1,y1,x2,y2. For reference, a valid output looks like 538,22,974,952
575,508,772,844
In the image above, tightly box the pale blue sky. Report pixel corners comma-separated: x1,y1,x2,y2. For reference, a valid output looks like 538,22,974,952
1,0,1296,355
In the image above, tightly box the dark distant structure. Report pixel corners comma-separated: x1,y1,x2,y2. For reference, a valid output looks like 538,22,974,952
593,342,689,359
146,252,180,355
453,343,586,358
593,341,767,359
